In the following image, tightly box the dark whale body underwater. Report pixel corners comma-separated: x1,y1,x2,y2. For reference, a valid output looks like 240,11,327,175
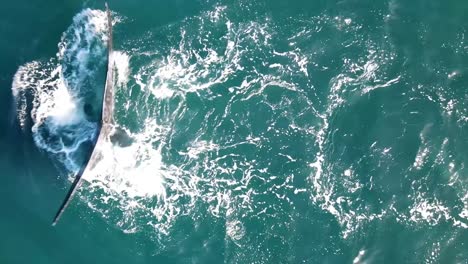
52,3,115,226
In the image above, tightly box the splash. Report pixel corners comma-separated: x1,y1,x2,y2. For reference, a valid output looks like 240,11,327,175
111,51,130,88
12,9,108,172
11,4,467,258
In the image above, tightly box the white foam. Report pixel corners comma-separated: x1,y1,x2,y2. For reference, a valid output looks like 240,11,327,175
12,61,41,130
207,5,227,23
409,197,451,226
48,80,83,126
344,169,352,177
180,140,219,160
111,51,131,88
352,249,366,264
226,219,246,244
84,127,166,199
413,147,429,169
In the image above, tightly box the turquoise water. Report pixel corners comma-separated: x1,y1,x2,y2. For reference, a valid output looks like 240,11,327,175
1,0,467,263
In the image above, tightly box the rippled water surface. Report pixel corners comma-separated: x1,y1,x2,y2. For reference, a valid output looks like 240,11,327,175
1,0,467,263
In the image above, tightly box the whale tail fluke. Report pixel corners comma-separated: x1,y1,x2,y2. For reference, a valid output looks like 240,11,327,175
52,2,112,226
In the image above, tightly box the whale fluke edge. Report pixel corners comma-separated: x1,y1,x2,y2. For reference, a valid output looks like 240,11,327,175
52,2,114,226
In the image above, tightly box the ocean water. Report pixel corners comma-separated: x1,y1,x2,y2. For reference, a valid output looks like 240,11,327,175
1,0,467,263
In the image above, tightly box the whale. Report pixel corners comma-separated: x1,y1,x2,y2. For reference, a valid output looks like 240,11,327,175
53,3,117,226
